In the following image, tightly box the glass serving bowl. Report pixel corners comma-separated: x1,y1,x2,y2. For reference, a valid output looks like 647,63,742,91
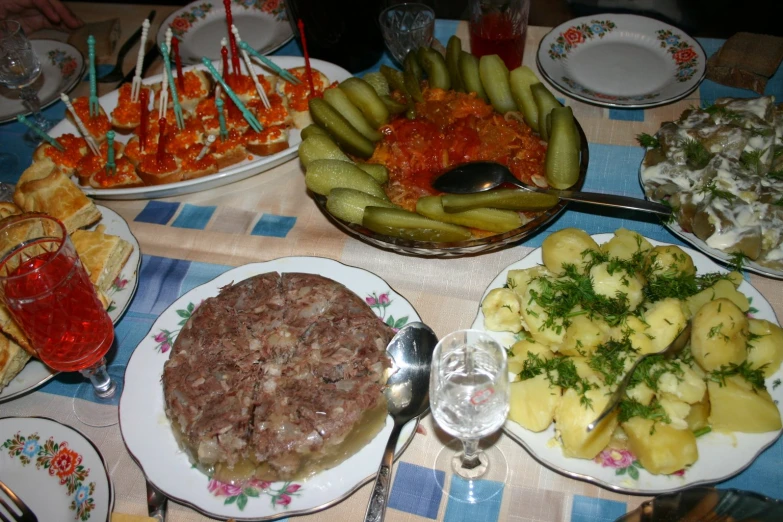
311,121,589,257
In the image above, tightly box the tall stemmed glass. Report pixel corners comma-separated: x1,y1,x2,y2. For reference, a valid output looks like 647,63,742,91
0,214,120,427
0,20,53,144
429,329,510,503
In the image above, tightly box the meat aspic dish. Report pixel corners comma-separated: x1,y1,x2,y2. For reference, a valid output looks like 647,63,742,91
162,272,395,482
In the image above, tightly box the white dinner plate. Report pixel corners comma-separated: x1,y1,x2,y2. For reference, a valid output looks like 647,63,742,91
0,416,114,521
0,40,85,124
0,205,141,403
46,56,350,200
536,14,706,108
157,0,293,65
120,257,421,520
472,233,783,494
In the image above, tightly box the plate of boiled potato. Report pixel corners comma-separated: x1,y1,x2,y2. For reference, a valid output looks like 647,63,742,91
473,228,783,494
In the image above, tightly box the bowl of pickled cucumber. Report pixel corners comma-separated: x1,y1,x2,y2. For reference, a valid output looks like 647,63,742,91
297,37,588,257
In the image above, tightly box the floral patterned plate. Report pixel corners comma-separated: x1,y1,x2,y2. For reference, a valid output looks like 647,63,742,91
120,256,421,520
0,39,85,123
472,233,783,494
536,14,706,108
0,416,114,521
0,205,140,404
157,0,293,65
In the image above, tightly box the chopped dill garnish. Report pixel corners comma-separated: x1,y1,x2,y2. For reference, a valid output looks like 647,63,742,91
693,426,712,438
774,197,783,207
709,361,767,391
683,139,713,170
637,133,660,148
588,337,637,387
740,149,766,175
729,251,748,272
698,181,735,202
703,104,742,122
773,379,781,390
518,352,596,408
627,354,684,393
618,398,671,424
768,169,783,180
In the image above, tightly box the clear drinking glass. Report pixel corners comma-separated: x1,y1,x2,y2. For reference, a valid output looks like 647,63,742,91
378,3,435,65
0,214,121,427
0,20,53,143
429,329,510,503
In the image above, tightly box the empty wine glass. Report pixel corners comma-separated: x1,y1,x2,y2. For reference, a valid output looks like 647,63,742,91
429,329,509,503
0,20,53,144
0,214,121,427
378,3,435,65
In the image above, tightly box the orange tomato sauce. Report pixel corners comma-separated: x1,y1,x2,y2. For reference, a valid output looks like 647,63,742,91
370,88,547,212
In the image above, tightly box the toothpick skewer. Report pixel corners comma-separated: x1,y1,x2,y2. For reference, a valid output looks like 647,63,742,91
131,18,151,102
87,35,100,117
201,58,263,133
238,41,301,85
105,130,116,176
160,43,185,130
215,93,228,141
16,115,64,151
232,25,271,110
61,93,100,155
196,134,216,161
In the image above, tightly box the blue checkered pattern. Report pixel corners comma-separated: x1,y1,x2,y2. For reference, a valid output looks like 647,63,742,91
172,203,216,229
570,495,627,522
443,477,504,522
388,462,443,519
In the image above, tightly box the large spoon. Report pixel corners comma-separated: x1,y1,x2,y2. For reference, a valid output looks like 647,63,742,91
431,161,671,217
364,322,438,522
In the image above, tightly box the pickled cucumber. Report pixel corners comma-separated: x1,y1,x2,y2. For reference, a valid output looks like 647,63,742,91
441,189,558,212
308,98,375,158
418,46,450,90
531,83,562,141
479,55,516,114
362,71,390,97
509,66,540,132
305,159,388,199
459,51,488,102
362,207,472,242
300,124,329,140
356,163,389,184
446,36,464,92
404,51,424,103
339,77,390,129
545,107,580,190
298,134,350,168
416,196,523,233
323,87,382,142
326,188,396,225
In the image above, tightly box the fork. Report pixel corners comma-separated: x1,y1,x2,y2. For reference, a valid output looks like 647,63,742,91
0,480,37,522
99,10,156,84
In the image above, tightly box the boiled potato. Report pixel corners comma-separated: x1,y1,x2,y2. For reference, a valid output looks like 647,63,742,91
600,228,652,260
691,298,748,372
507,265,551,298
685,278,750,316
657,364,706,404
658,394,691,430
559,312,609,356
685,396,710,431
519,278,566,346
555,387,618,459
645,245,696,277
590,262,644,311
623,417,698,475
746,318,783,376
624,316,654,354
708,376,782,432
627,381,655,406
541,228,599,275
508,339,554,375
570,356,604,387
643,298,688,353
482,288,523,333
509,375,562,432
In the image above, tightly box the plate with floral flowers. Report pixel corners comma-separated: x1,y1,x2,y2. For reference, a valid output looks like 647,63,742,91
0,205,140,404
157,0,293,65
120,256,421,520
0,416,114,521
0,40,85,123
536,14,706,108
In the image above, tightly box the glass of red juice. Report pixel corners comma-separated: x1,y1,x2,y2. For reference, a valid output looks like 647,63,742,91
469,0,530,69
0,214,120,426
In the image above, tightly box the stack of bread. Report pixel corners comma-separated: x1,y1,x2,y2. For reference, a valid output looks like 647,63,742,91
0,158,134,390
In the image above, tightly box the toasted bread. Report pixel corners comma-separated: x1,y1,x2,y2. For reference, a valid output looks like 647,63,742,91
136,154,183,185
88,157,145,189
245,125,289,156
110,83,154,131
13,159,102,232
74,140,125,185
177,69,212,113
72,224,133,292
32,134,89,177
277,67,330,129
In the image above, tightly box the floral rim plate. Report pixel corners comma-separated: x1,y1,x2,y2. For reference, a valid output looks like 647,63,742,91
47,57,350,200
0,416,114,521
0,39,85,124
536,14,706,108
157,0,293,65
0,205,141,403
120,256,421,520
471,233,783,494
311,121,589,257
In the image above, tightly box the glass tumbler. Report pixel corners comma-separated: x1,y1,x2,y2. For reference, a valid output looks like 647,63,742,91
379,3,435,65
469,0,530,69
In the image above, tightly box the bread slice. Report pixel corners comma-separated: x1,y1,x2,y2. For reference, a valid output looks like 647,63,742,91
0,302,33,355
32,134,89,177
0,333,32,389
72,224,133,292
245,125,289,156
277,67,330,129
88,157,145,189
13,159,102,232
66,96,112,143
136,154,184,185
110,83,154,131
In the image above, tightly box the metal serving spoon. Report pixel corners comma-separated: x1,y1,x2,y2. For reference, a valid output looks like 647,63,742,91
586,321,692,432
364,322,438,522
431,161,671,217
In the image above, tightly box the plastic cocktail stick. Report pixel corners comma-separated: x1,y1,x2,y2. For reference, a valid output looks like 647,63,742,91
156,117,167,165
160,43,185,129
220,41,230,82
131,18,151,102
88,35,100,117
158,63,168,119
165,27,173,54
172,36,184,92
238,41,301,85
139,89,149,153
196,134,216,161
297,19,315,98
201,57,262,132
223,0,241,76
16,115,64,151
215,96,228,141
105,130,116,176
60,93,100,155
232,25,270,109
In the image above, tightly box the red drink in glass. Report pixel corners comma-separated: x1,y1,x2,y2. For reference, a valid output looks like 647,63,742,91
469,0,530,70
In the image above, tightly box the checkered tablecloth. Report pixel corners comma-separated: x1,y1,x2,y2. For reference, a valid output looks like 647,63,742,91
1,12,782,522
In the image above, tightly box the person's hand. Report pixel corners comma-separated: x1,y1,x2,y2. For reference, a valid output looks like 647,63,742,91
0,0,84,34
